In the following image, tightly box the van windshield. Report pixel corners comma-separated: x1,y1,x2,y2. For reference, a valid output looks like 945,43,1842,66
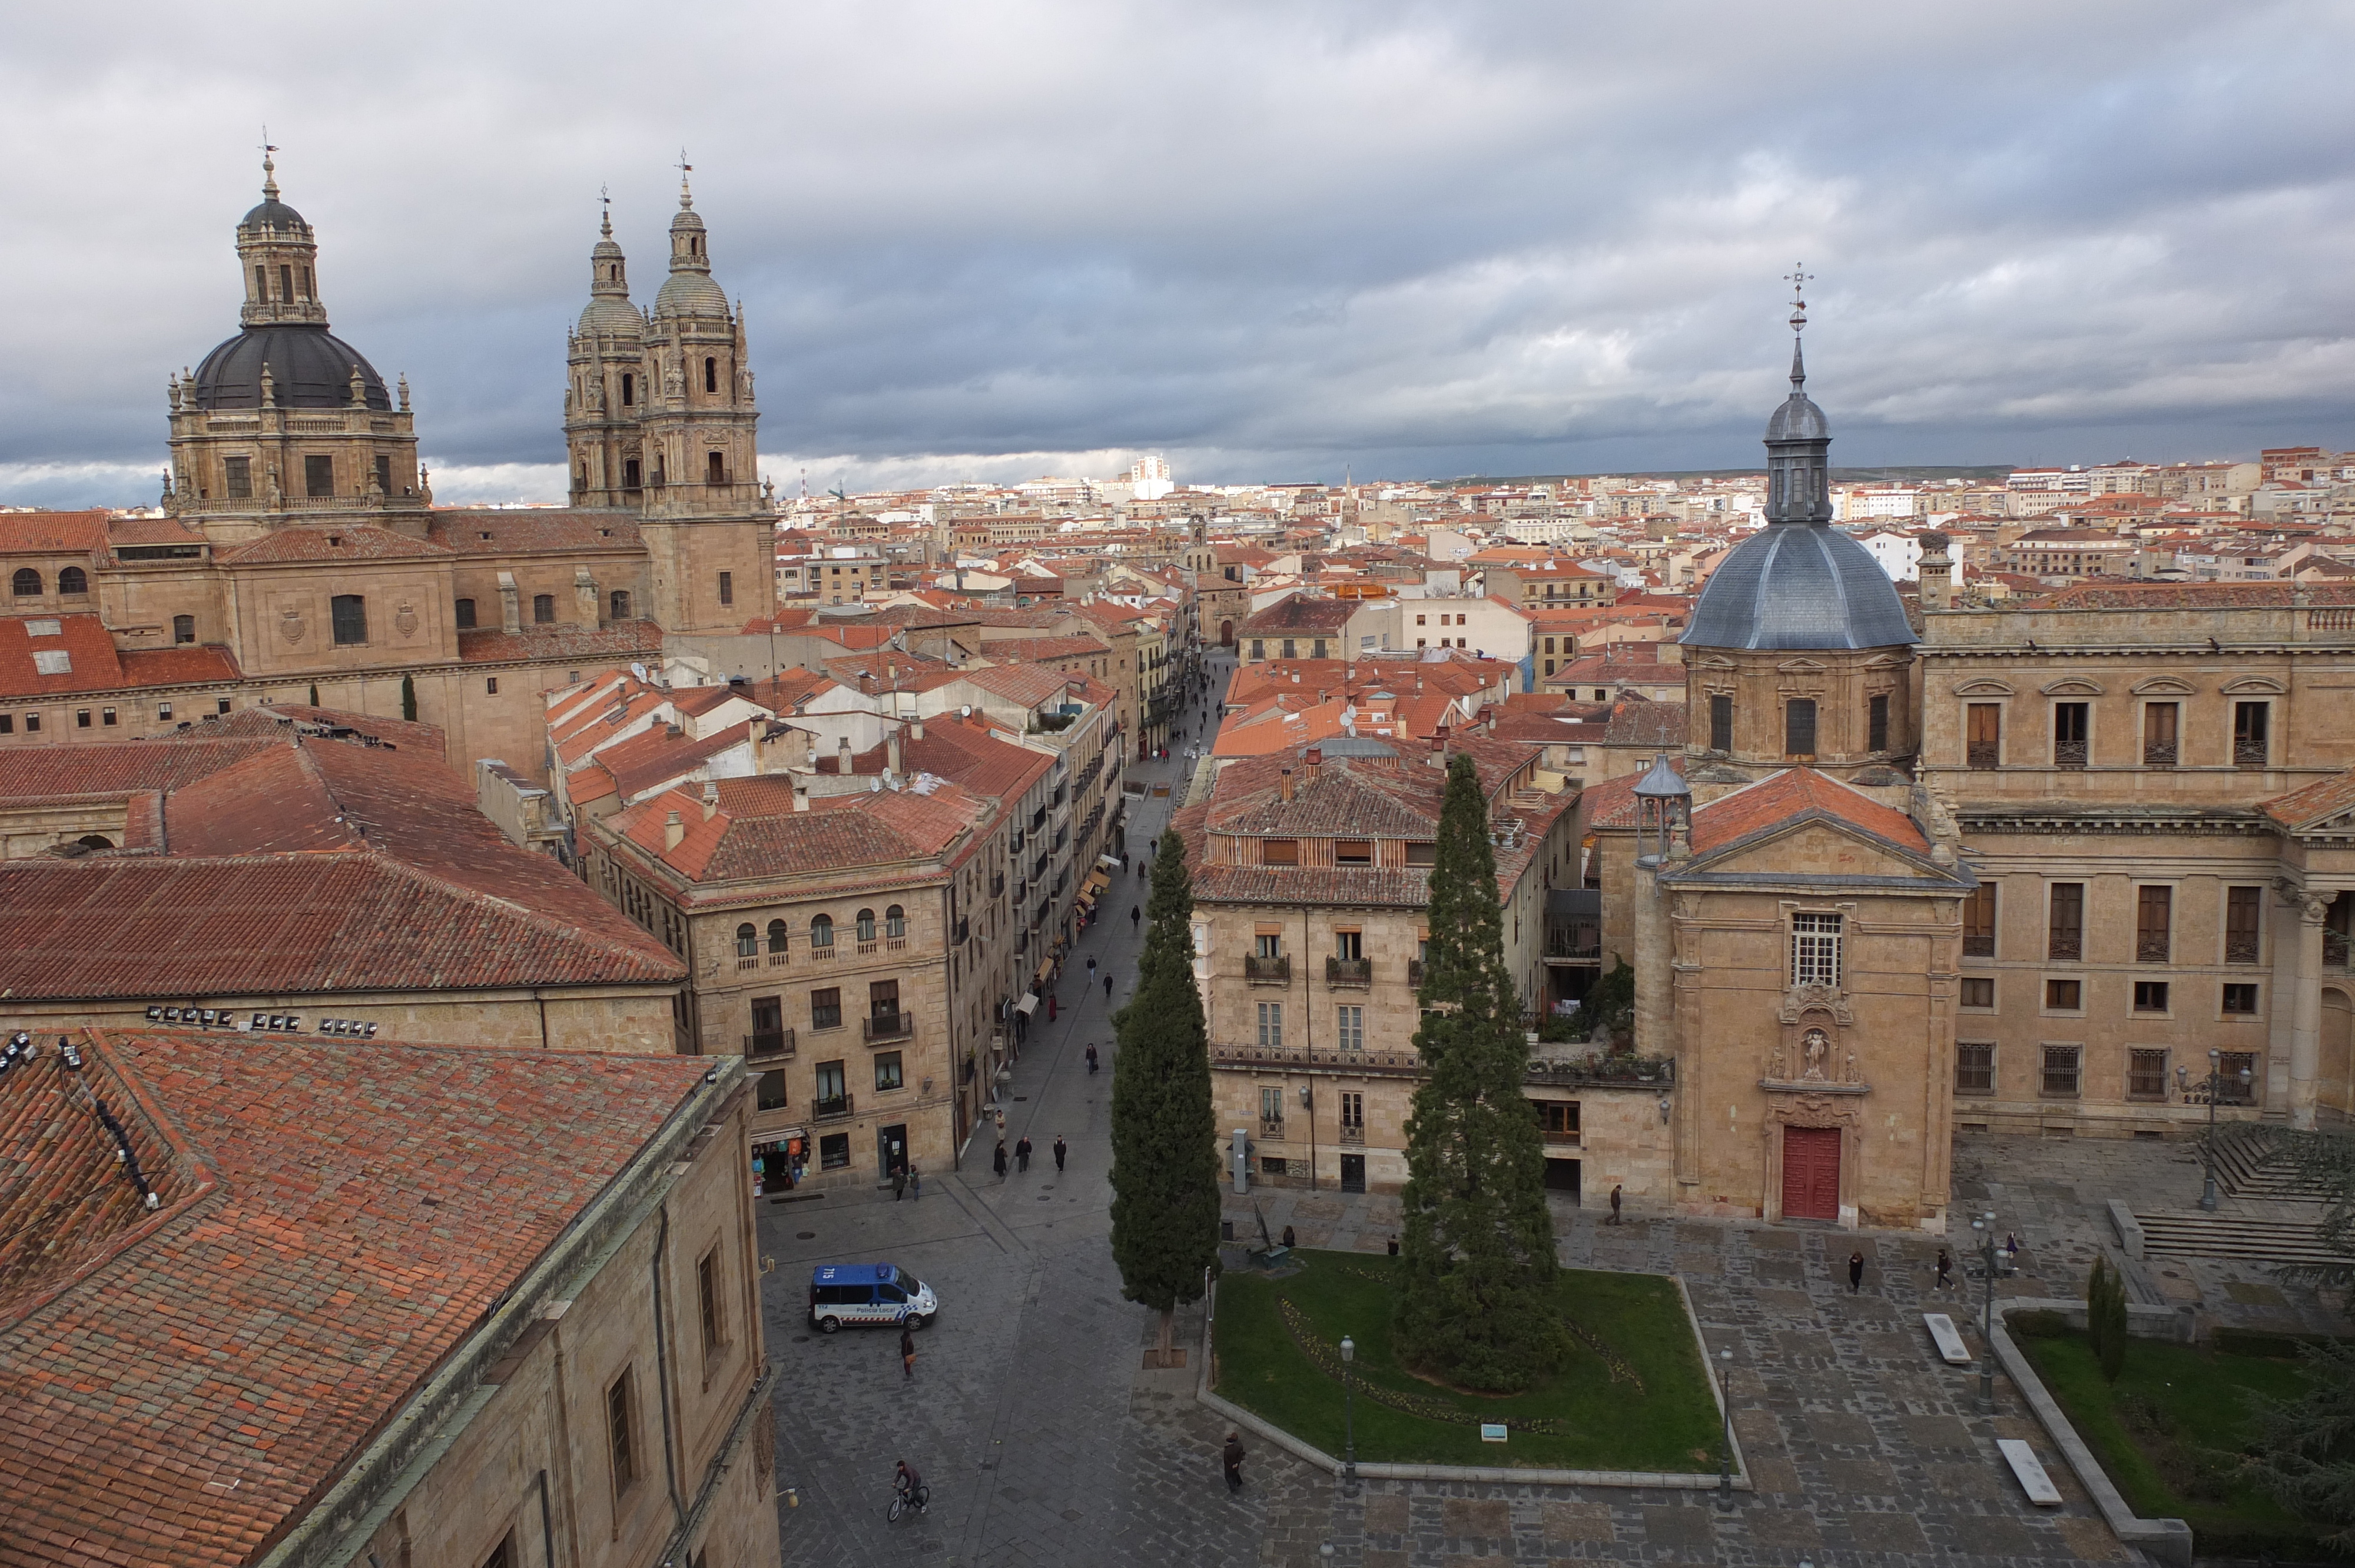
902,1276,926,1297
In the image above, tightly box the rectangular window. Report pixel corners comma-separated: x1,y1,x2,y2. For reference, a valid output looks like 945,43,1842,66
2129,1048,2170,1099
101,707,116,727
2143,701,2178,766
1256,1001,1282,1049
1962,882,1996,958
214,699,230,716
606,1368,638,1496
173,614,195,645
1789,912,1842,989
1966,702,2001,768
1868,693,1889,753
374,455,393,496
304,454,335,498
1533,1099,1580,1137
2225,885,2262,963
533,593,555,624
718,571,734,606
1784,698,1816,758
1260,1156,1288,1177
2234,700,2270,767
2045,978,2082,1011
1336,1005,1364,1051
2220,1050,2258,1105
330,594,367,646
2133,980,2170,1013
2052,702,2089,767
75,709,90,729
0,715,13,734
455,597,476,629
2135,885,2171,963
1255,932,1281,959
1334,929,1363,961
2041,1044,2082,1097
820,1131,851,1169
1260,1086,1285,1131
810,988,843,1030
1709,693,1733,752
869,979,900,1020
224,456,252,499
1956,1042,1995,1095
485,678,499,695
755,1068,788,1111
874,1051,904,1092
697,1248,725,1355
1262,839,1299,866
1335,840,1372,866
2223,982,2260,1015
2048,883,2083,961
22,713,35,732
1960,976,1995,1009
1341,1091,1365,1131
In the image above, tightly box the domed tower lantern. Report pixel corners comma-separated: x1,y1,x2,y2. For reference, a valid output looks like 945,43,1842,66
1633,752,1690,864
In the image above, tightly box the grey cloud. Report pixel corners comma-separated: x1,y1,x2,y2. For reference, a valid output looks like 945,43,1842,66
1,0,2351,509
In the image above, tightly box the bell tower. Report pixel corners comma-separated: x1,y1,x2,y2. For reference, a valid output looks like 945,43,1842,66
565,198,647,509
633,163,774,632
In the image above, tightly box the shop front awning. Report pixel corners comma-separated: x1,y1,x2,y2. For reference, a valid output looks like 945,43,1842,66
1034,958,1056,985
1083,869,1113,895
1096,854,1123,872
1014,992,1040,1015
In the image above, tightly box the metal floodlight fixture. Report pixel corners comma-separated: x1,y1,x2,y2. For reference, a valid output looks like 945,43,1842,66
363,1022,377,1038
251,1012,268,1029
145,1005,163,1021
61,1038,83,1071
161,1007,181,1023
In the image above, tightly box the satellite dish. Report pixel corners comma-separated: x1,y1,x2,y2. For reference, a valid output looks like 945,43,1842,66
629,662,649,683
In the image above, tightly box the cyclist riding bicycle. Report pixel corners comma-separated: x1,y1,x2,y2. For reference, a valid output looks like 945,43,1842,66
895,1459,922,1499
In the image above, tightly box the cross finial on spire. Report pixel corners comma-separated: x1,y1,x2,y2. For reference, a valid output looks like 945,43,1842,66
260,127,280,199
600,183,612,237
677,150,694,207
1785,263,1814,389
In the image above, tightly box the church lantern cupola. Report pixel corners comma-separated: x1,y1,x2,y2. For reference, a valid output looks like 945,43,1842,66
1633,752,1690,865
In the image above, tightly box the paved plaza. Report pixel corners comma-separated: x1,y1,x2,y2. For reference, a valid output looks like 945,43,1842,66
756,660,2338,1564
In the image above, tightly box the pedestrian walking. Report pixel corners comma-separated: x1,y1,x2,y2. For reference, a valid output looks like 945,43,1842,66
900,1325,916,1380
1847,1250,1865,1293
909,1162,922,1201
1087,955,1098,984
994,1139,1008,1180
1935,1247,1953,1291
1016,1135,1033,1172
1607,1184,1623,1225
891,1165,907,1201
1053,1135,1067,1171
1085,1043,1099,1074
1130,904,1141,933
1222,1431,1245,1494
1103,972,1113,1002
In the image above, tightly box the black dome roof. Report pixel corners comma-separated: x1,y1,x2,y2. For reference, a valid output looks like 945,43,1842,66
192,325,389,411
1681,523,1916,651
240,197,308,231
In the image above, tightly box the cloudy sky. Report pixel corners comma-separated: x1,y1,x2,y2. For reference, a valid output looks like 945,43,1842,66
2,0,2351,507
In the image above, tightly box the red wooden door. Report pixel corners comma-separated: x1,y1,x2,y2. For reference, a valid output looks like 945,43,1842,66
1781,1126,1842,1221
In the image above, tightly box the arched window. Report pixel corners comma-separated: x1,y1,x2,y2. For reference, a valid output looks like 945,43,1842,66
766,918,789,954
11,569,39,597
855,909,877,943
810,913,834,948
610,590,631,620
885,905,905,939
621,372,635,407
532,593,555,624
704,357,718,393
57,567,87,596
706,451,726,484
735,922,758,957
173,614,195,645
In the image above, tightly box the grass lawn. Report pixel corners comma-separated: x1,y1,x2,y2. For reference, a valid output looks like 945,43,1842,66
2019,1327,2329,1558
1212,1249,1721,1471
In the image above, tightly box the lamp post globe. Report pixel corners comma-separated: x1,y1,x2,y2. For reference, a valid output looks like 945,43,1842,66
1339,1335,1357,1490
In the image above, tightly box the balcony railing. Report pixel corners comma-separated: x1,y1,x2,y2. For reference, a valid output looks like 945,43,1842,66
1213,1043,1421,1074
814,1093,855,1122
855,940,878,957
1259,1117,1286,1140
1962,935,1995,958
742,1028,795,1059
2136,934,2170,964
2048,932,2082,962
1326,956,1372,986
1408,959,1424,987
2225,933,2260,964
1245,955,1291,984
2053,740,2088,768
2327,931,2351,971
1543,929,1601,961
1337,1123,1365,1145
810,943,837,962
2235,739,2268,768
735,955,761,972
2143,741,2177,768
991,873,1006,899
1966,741,1999,769
864,1012,914,1043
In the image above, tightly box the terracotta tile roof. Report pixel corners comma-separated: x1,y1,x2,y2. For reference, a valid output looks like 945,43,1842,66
1580,768,1648,830
901,716,1056,802
104,515,207,549
1689,768,1927,855
1603,700,1688,749
0,738,274,804
611,779,986,885
976,636,1110,663
1206,753,1444,838
0,613,124,698
1239,594,1357,635
2262,769,2355,832
957,662,1088,709
115,643,244,689
605,720,752,802
217,525,454,564
427,509,644,553
187,703,446,753
2030,582,2355,610
0,1028,711,1568
0,509,108,555
458,619,663,664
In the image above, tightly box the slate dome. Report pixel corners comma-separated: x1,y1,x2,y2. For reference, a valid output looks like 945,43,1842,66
240,196,309,232
1681,523,1916,650
191,324,391,411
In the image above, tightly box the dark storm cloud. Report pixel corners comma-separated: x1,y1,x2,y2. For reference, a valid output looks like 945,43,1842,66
2,0,2351,506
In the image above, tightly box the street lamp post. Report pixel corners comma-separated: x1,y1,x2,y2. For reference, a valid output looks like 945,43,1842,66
2178,1049,2255,1212
1973,1208,1997,1413
1716,1348,1735,1499
1339,1335,1358,1491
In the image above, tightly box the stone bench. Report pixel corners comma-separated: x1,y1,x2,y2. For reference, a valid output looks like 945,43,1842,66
1922,1311,1973,1366
1998,1438,2064,1506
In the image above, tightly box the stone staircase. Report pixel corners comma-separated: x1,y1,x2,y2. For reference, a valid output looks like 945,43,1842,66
2213,1134,2322,1200
2134,1206,2350,1268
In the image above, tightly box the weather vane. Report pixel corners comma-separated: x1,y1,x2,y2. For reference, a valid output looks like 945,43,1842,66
1786,264,1813,336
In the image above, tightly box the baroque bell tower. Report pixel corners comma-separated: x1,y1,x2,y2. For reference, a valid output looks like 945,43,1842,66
632,164,774,632
565,200,647,508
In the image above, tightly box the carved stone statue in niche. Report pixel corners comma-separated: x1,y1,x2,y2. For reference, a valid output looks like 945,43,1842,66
1801,1027,1830,1082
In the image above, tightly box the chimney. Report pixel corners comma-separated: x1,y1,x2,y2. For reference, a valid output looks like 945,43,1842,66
664,809,685,851
793,782,811,812
913,717,925,740
887,727,903,777
1302,747,1322,784
1279,767,1295,803
837,735,853,773
1918,530,1954,612
701,780,719,822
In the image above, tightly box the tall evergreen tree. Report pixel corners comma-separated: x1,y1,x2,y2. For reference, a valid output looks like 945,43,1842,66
1109,825,1223,1361
1395,752,1568,1391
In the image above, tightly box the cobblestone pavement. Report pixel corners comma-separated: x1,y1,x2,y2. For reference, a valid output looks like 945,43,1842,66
761,659,2336,1563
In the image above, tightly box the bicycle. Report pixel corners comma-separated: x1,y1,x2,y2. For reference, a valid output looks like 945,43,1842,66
887,1482,931,1521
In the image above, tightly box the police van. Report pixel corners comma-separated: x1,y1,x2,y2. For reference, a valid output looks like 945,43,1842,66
807,1262,938,1333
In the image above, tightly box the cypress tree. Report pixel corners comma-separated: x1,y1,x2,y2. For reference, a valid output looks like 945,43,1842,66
1109,825,1223,1363
1395,752,1568,1392
2084,1255,2109,1367
400,673,417,722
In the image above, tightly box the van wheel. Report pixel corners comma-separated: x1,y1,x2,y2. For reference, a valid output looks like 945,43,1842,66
818,1316,841,1334
907,1313,931,1331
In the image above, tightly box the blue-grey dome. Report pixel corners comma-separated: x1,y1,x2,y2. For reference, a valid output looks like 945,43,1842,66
191,324,390,410
1681,524,1916,650
1765,390,1828,441
240,197,308,231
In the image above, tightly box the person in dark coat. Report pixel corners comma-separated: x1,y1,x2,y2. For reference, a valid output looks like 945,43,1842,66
1130,904,1142,932
1935,1248,1953,1290
1608,1184,1623,1225
1016,1135,1033,1172
1053,1135,1067,1171
993,1139,1009,1180
1103,973,1114,1001
1085,1043,1099,1074
891,1165,906,1201
1222,1431,1245,1493
1848,1250,1865,1293
900,1324,916,1380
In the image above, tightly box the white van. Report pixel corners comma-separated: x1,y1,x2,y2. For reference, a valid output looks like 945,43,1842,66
808,1262,938,1333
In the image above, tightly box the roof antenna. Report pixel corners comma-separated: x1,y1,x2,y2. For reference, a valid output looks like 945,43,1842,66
1784,263,1813,389
259,127,280,200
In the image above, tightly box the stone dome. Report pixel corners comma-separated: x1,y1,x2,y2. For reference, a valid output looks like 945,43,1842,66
1681,523,1916,651
655,270,730,317
191,324,390,410
578,293,645,336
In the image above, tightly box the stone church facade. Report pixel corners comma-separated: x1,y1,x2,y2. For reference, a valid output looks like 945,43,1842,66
0,155,778,781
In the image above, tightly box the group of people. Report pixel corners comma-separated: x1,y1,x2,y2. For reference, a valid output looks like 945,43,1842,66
991,1132,1069,1178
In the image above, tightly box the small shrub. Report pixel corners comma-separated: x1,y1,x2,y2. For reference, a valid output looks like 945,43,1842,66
2008,1308,2069,1340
